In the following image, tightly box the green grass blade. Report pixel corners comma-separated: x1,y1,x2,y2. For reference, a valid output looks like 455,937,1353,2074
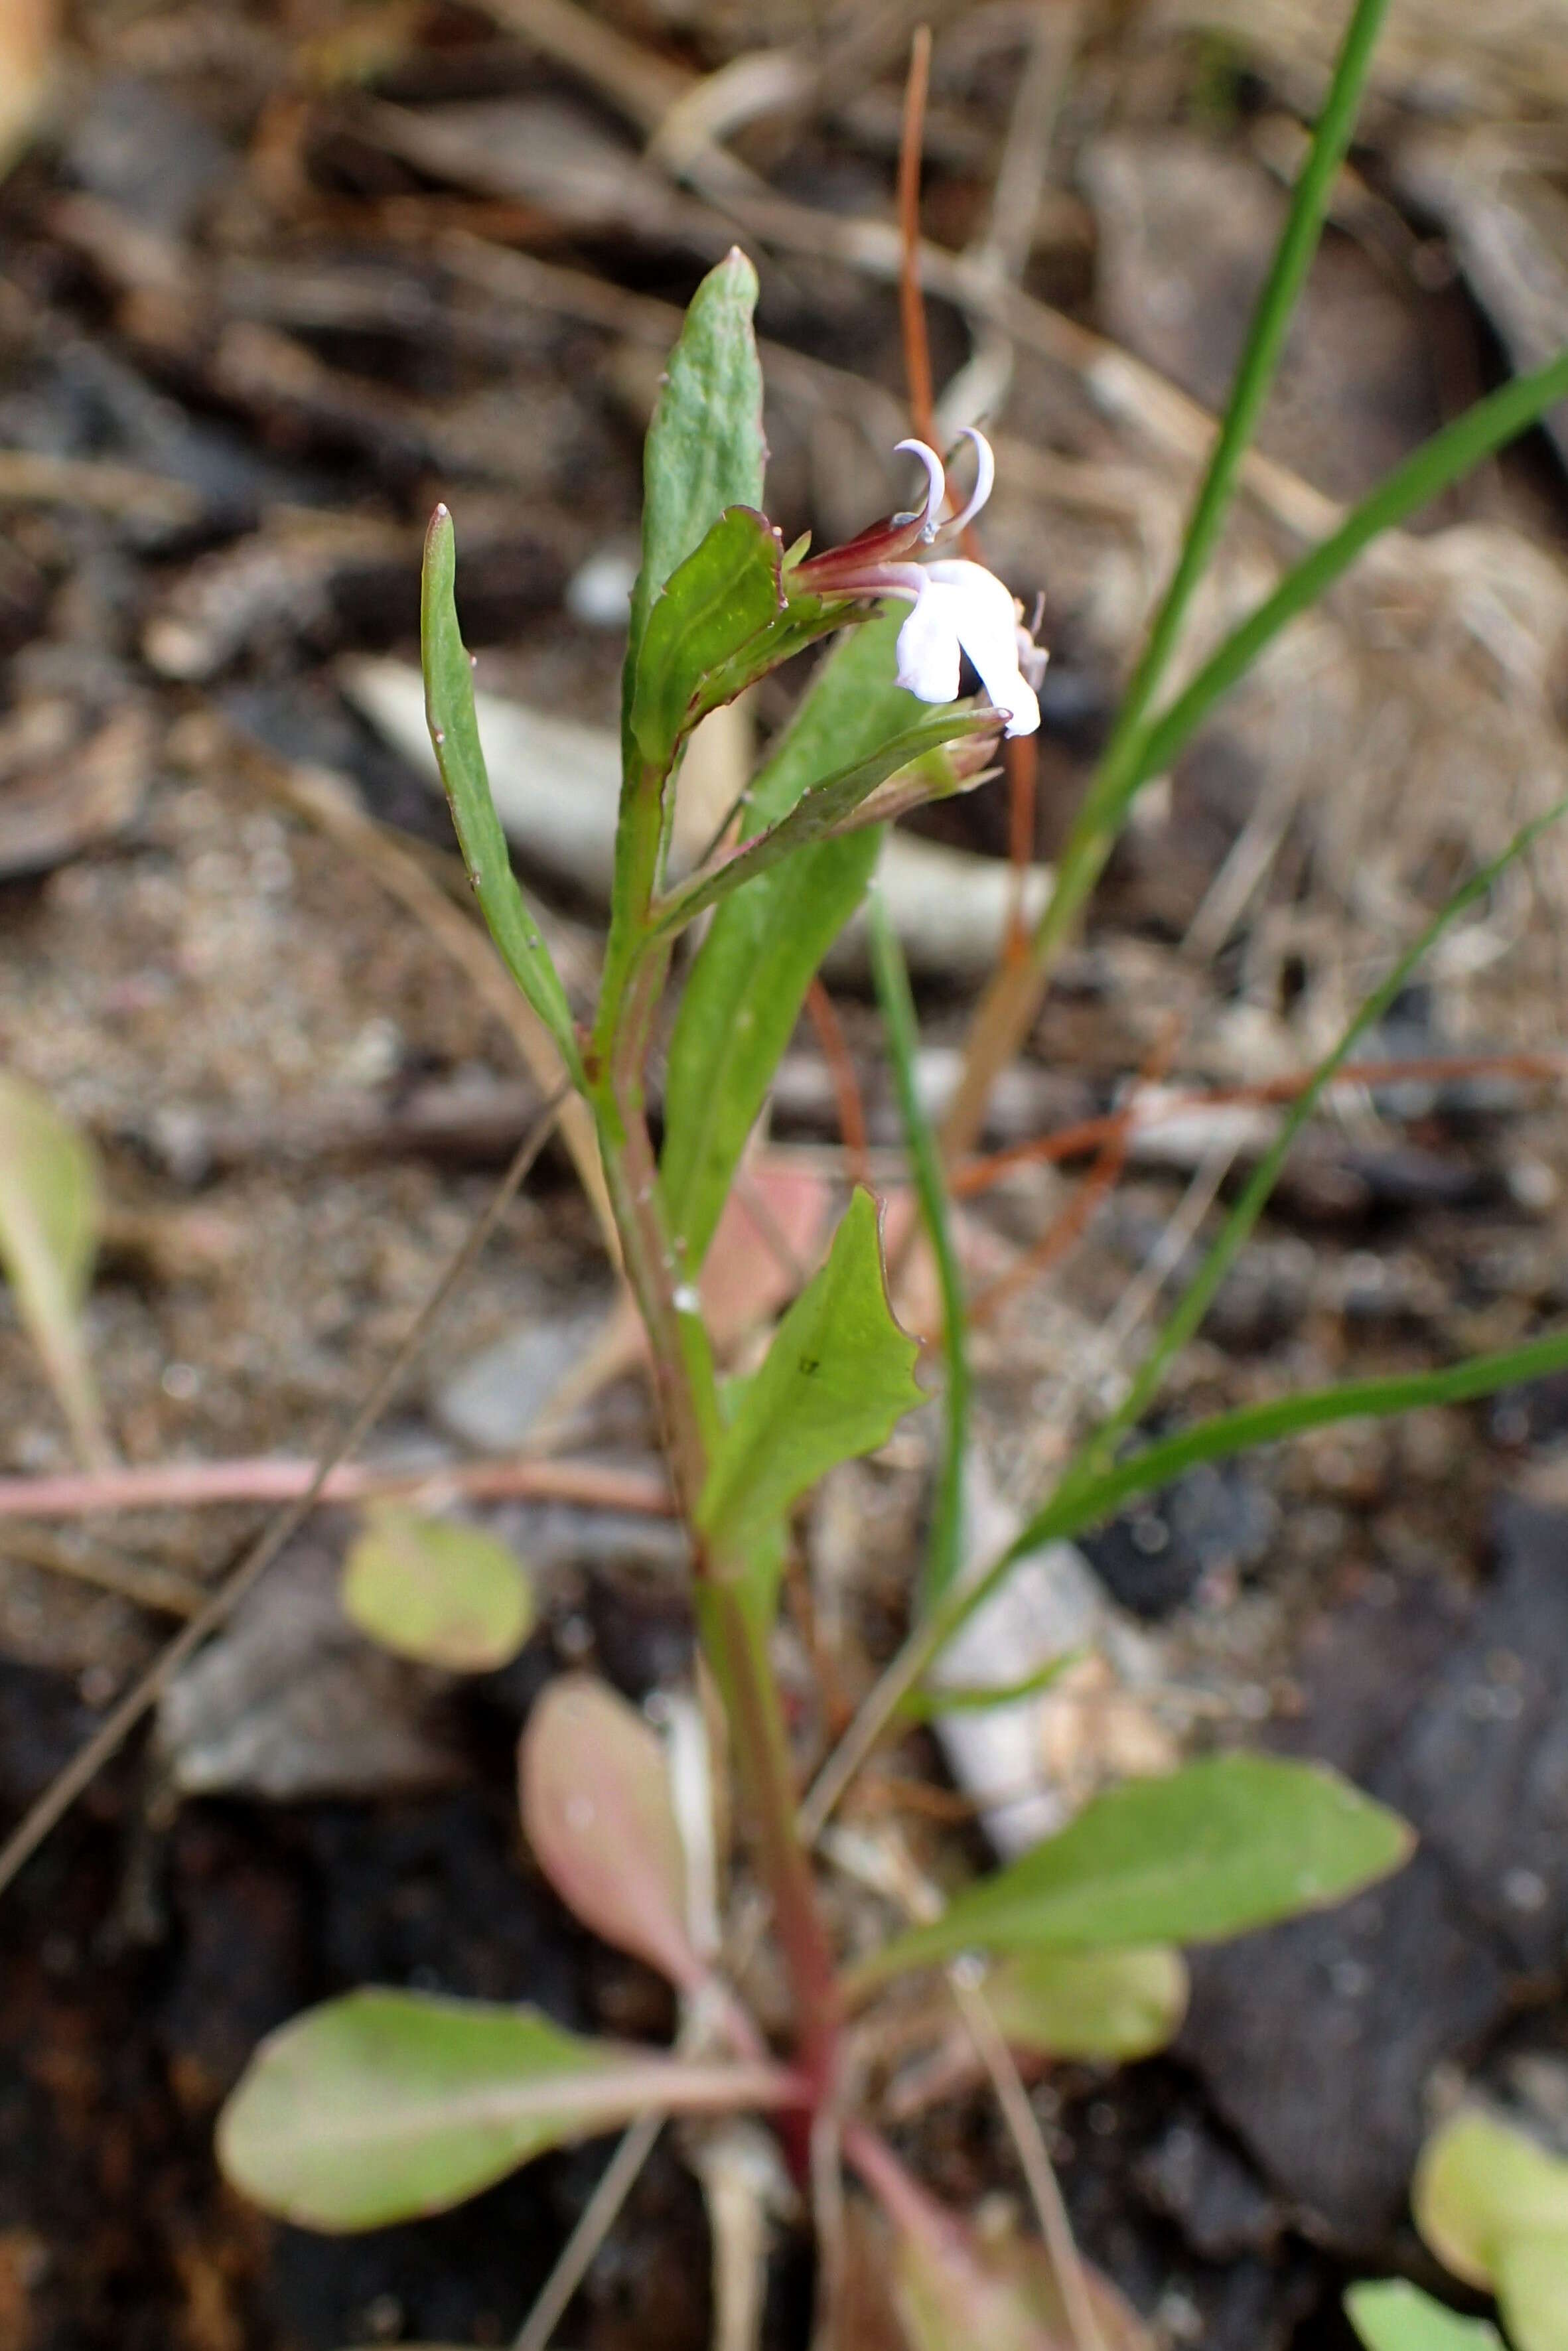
1133,345,1568,792
1068,797,1568,1495
421,508,583,1084
867,889,971,1610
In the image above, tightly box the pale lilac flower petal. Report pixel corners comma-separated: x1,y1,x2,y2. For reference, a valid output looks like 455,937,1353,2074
946,427,996,537
895,581,963,703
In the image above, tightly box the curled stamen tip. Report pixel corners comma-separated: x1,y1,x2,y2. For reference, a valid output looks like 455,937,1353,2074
948,426,995,536
892,437,946,539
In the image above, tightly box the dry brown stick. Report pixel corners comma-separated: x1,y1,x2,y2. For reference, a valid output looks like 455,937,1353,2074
0,449,206,524
897,26,937,450
804,979,871,1195
0,1095,565,1905
0,1451,674,1523
0,1526,207,1617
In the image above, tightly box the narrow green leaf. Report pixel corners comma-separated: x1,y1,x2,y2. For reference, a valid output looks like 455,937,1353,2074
1346,2282,1503,2351
868,889,969,1611
856,1755,1413,1982
1133,344,1568,794
420,508,582,1081
982,1944,1188,2062
0,1070,108,1468
626,248,766,689
651,709,994,938
660,612,924,1275
897,1654,1083,1722
697,1188,923,1558
216,1988,796,2230
1415,2110,1568,2293
340,1508,533,1672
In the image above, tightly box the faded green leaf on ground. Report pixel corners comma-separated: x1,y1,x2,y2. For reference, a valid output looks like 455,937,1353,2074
340,1507,533,1671
1415,2109,1568,2351
983,1944,1188,2062
0,1068,109,1467
1346,2281,1503,2351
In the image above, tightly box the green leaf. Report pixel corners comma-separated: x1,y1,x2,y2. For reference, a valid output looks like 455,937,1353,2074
982,1944,1188,2062
1500,2234,1568,2351
216,1988,796,2230
856,1755,1413,1983
650,707,994,938
0,1070,108,1468
660,612,934,1275
626,248,766,691
1346,2282,1503,2351
696,1188,923,1558
340,1507,533,1672
1415,2109,1568,2293
420,508,582,1081
628,506,786,775
520,1673,701,1993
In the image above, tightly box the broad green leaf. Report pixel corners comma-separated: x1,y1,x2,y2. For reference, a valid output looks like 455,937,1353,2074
420,508,581,1080
696,1188,922,1558
1500,2233,1568,2351
857,1756,1413,1981
983,1944,1188,2062
626,248,766,689
216,1988,794,2230
1346,2282,1503,2351
520,1673,701,1993
0,1070,108,1467
340,1508,533,1672
1415,2110,1568,2293
661,614,928,1275
650,707,995,938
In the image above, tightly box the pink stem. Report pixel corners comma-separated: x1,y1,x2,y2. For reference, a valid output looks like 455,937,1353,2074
0,1455,675,1521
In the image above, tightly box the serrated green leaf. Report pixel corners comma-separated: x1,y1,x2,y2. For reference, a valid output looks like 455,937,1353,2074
696,1188,922,1558
856,1755,1413,1981
660,614,930,1275
1415,2110,1568,2295
626,248,766,689
1346,2282,1503,2351
0,1070,108,1467
983,1944,1188,2062
420,508,581,1080
340,1508,533,1672
217,1988,795,2230
628,506,786,773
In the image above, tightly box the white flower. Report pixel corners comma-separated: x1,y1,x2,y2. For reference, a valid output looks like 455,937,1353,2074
894,558,1042,738
788,429,1046,739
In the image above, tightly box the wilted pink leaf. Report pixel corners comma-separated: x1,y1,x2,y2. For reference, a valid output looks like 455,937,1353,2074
520,1673,703,1993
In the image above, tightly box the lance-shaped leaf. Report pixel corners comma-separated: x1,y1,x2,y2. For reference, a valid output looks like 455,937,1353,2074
626,248,766,691
216,1988,797,2230
520,1672,701,1993
696,1188,923,1559
421,508,581,1080
855,1756,1413,1983
1415,2109,1568,2351
650,708,997,939
1346,2282,1503,2351
661,612,917,1275
982,1944,1188,2062
0,1070,109,1467
341,1508,534,1672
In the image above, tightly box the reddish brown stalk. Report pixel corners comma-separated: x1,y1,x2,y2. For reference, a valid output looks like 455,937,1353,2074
806,976,871,1192
897,26,937,451
952,1050,1566,1201
0,1454,676,1522
1004,733,1038,963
